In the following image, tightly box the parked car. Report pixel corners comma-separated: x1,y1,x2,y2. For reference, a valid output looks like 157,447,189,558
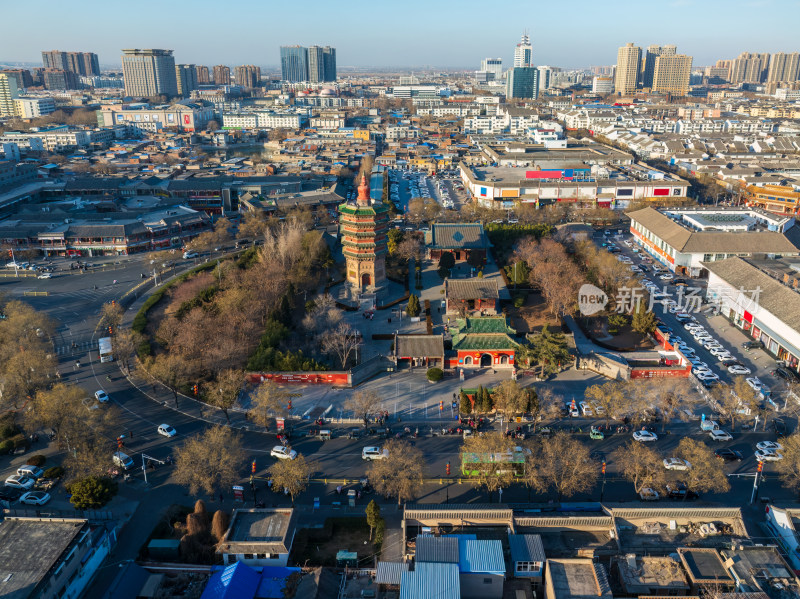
361,446,389,461
94,390,109,403
742,340,764,350
18,491,51,506
5,475,35,490
270,446,297,460
728,365,751,375
774,418,789,436
639,487,659,501
755,449,783,462
16,465,44,479
757,441,783,452
714,449,743,462
709,429,733,442
666,483,699,500
663,457,691,471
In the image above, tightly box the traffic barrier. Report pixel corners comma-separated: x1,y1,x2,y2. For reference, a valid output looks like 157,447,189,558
23,291,49,296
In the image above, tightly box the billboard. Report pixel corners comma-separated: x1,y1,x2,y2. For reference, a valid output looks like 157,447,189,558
653,188,669,196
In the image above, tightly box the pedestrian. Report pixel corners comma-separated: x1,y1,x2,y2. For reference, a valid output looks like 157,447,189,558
129,431,133,438
219,493,224,503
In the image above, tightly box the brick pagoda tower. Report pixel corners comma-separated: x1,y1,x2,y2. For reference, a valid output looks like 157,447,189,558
339,173,389,296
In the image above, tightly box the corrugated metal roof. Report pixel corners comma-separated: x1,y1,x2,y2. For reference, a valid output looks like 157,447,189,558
509,534,546,564
416,536,459,564
375,561,409,585
460,539,505,574
400,562,460,599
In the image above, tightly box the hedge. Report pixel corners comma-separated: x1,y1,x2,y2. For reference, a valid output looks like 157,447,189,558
426,367,444,382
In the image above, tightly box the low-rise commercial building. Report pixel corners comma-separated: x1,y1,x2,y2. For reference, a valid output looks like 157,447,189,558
629,206,800,276
0,516,116,599
98,101,215,133
704,256,800,372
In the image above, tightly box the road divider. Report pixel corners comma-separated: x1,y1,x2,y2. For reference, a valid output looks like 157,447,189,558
23,290,49,296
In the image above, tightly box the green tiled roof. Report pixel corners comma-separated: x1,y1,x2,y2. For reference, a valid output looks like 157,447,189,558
339,202,390,216
450,317,519,350
454,317,516,335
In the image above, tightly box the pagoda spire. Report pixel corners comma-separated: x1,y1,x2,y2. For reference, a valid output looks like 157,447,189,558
357,173,370,206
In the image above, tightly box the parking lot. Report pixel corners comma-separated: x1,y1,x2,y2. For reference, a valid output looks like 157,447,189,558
595,229,796,414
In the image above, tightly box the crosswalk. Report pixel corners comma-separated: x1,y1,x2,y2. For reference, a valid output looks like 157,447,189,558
54,340,96,355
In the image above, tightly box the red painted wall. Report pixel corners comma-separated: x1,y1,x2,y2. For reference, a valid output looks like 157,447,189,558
247,372,350,385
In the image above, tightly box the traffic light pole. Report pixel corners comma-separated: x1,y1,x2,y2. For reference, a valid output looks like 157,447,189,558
600,462,607,503
751,461,763,504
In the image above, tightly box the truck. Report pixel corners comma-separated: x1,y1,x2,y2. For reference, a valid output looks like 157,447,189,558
98,337,113,363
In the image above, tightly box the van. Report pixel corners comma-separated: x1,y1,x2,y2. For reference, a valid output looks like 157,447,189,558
113,451,134,470
16,465,44,479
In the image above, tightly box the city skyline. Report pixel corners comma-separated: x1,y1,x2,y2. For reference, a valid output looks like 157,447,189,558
1,0,798,69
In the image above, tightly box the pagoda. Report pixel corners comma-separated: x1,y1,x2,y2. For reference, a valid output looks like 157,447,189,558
338,173,389,296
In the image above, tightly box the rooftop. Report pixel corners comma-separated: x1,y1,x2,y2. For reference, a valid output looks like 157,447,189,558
613,555,690,594
678,548,734,585
444,278,499,300
0,517,88,599
394,334,445,358
545,558,613,599
219,509,295,556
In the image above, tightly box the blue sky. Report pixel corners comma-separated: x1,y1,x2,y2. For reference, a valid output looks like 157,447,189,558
4,0,799,69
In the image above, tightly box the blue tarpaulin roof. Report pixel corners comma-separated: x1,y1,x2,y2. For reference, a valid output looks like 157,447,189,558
201,562,260,599
257,566,301,598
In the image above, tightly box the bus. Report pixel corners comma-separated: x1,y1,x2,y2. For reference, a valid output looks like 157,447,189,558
461,450,526,478
98,337,113,363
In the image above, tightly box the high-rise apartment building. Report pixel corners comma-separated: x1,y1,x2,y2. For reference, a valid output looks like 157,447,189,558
729,52,770,84
42,69,79,90
481,58,503,79
121,49,178,97
513,33,533,68
234,65,261,88
175,64,198,96
506,67,538,99
196,65,210,84
280,46,309,82
1,69,33,90
640,44,676,88
279,45,335,82
652,54,692,95
42,51,100,76
537,65,553,90
322,46,336,82
615,43,642,94
0,74,19,117
308,46,325,83
767,52,800,83
213,65,231,86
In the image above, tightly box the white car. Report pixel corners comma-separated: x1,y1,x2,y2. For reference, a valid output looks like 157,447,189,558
94,390,109,403
755,449,783,462
633,430,658,442
728,365,751,375
756,441,783,452
746,377,763,392
663,457,691,471
183,250,199,259
157,424,177,437
37,272,52,279
579,401,594,417
18,491,51,506
270,446,297,460
5,475,35,490
709,429,733,442
659,273,674,281
361,446,389,461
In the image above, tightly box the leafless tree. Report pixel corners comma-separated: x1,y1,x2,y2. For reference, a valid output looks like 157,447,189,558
321,322,361,370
